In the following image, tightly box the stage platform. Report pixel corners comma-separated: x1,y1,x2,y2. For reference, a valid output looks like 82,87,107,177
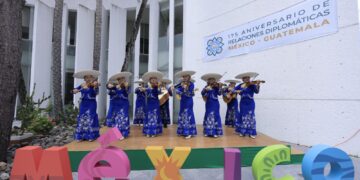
66,125,304,171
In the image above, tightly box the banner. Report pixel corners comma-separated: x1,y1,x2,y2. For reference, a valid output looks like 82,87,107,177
203,0,338,61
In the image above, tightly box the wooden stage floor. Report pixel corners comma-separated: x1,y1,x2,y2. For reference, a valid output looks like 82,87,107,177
65,125,303,155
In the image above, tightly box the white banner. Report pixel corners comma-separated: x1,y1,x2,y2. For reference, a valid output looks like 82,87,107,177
203,0,338,61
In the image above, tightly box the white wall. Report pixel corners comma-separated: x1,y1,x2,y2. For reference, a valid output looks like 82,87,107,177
73,4,95,106
30,0,54,107
183,0,360,156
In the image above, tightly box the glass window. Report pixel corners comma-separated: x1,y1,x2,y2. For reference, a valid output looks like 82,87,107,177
22,6,31,39
64,11,77,105
21,6,33,93
158,0,170,77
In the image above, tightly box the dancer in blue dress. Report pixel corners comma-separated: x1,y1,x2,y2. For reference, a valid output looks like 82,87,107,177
201,73,223,138
159,78,173,128
234,72,264,139
134,79,146,126
106,72,132,138
174,70,197,139
104,80,117,127
142,71,164,137
72,70,101,142
223,79,240,128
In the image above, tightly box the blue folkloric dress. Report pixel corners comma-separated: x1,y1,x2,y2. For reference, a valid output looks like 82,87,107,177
234,84,260,136
223,88,240,127
143,87,163,135
160,87,173,126
109,86,131,137
105,86,117,127
176,82,197,136
202,86,223,136
134,87,146,125
74,85,100,141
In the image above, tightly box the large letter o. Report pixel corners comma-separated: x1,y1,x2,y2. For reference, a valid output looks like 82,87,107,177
302,144,354,180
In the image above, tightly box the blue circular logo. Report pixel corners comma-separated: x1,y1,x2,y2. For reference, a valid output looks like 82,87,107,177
206,37,224,56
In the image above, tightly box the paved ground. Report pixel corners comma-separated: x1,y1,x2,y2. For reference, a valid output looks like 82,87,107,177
72,157,359,180
73,165,304,180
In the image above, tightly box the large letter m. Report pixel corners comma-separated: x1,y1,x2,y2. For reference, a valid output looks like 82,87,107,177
11,146,72,180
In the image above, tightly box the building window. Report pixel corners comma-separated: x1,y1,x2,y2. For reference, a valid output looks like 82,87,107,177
22,6,31,39
21,6,34,93
64,72,74,105
140,23,149,55
64,11,77,105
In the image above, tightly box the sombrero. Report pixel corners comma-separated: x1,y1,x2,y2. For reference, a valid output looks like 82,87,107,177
175,70,196,78
201,73,222,82
73,70,100,79
235,72,259,79
142,71,164,82
109,72,132,81
161,78,172,84
107,80,118,84
134,78,145,83
225,79,240,84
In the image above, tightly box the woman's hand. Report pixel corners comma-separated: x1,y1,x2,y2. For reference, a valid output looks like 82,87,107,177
72,89,80,94
206,86,212,91
140,87,146,92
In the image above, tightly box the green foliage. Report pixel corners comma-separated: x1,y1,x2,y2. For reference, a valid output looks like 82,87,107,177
44,103,53,115
11,127,22,136
15,84,51,134
27,115,54,135
16,105,40,132
58,104,79,126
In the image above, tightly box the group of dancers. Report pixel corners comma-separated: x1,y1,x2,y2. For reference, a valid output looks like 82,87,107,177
71,70,264,142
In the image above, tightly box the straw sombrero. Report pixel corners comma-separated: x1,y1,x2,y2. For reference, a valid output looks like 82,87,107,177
201,73,222,82
73,70,100,79
225,79,240,84
161,78,172,84
109,72,132,81
142,71,164,82
235,72,259,79
107,80,118,84
175,70,196,78
134,78,145,83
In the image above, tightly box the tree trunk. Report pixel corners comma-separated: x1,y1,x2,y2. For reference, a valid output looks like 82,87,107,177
52,0,64,118
0,0,24,162
121,0,148,72
92,0,102,71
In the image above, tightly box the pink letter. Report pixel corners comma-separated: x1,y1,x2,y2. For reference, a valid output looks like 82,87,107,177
78,128,130,180
97,127,123,148
224,148,241,180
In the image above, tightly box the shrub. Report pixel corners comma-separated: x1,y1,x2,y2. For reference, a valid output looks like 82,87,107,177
27,115,54,135
15,84,51,134
58,104,79,126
